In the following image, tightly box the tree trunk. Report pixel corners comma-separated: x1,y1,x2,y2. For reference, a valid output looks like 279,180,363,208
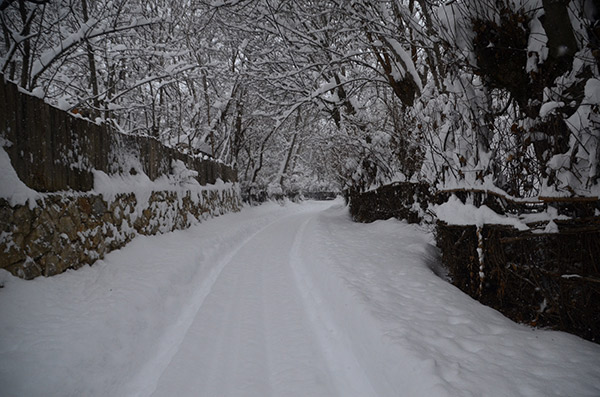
81,0,100,113
541,0,578,61
18,0,30,88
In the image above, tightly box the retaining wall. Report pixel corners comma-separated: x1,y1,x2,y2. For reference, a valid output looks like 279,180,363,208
0,188,241,279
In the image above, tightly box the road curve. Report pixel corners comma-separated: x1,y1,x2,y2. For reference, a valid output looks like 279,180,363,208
149,205,374,397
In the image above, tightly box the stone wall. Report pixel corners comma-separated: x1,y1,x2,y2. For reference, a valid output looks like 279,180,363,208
0,187,241,279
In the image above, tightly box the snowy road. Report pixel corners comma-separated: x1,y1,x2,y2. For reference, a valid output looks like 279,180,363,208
1,200,600,396
148,211,368,397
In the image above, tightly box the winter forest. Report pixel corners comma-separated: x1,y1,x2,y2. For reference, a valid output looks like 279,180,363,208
2,0,599,198
2,1,600,395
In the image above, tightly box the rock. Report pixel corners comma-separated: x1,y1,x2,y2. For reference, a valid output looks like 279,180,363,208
78,197,92,218
24,223,51,259
0,211,13,234
42,254,61,277
91,196,107,217
96,241,107,258
58,215,77,241
65,198,81,225
58,239,80,272
45,199,62,221
6,257,42,280
0,241,26,269
102,212,113,224
89,227,102,249
112,205,123,227
12,205,32,235
13,232,24,248
32,208,53,230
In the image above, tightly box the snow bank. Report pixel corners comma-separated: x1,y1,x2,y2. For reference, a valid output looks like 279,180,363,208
298,203,600,396
434,195,529,230
95,159,232,206
1,141,233,212
0,143,40,208
91,160,234,217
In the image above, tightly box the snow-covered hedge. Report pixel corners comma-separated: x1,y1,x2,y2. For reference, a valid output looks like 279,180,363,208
348,182,433,224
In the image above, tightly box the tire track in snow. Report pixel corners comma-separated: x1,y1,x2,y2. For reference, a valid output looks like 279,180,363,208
149,206,339,396
289,215,379,397
122,215,293,397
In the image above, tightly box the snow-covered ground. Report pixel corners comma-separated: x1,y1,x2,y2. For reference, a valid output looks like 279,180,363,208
1,200,599,396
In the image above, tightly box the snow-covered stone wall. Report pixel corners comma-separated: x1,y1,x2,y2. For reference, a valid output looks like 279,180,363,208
0,186,240,279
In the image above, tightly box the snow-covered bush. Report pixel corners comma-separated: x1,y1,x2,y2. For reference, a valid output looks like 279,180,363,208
421,0,600,197
170,160,199,187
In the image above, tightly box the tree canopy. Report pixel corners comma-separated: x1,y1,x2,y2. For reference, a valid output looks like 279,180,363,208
2,0,599,198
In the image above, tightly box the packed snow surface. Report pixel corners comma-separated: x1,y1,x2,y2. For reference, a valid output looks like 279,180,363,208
1,200,599,396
